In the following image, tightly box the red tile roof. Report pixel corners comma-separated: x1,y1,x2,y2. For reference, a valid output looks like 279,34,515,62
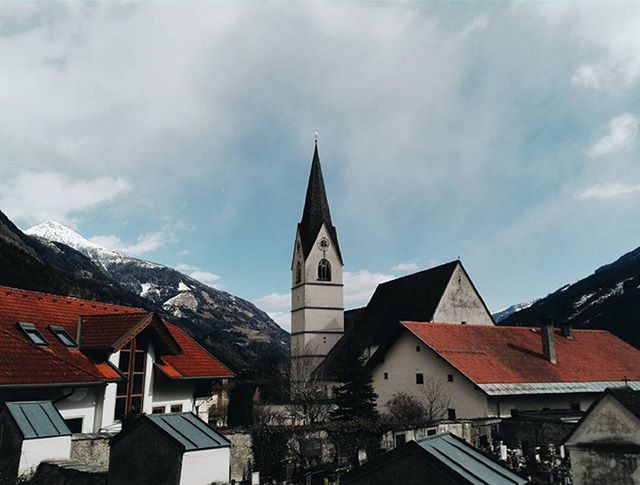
80,312,151,350
0,286,233,386
156,323,234,379
402,322,640,385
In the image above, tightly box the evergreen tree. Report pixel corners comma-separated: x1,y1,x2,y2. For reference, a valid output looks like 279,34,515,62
330,329,378,421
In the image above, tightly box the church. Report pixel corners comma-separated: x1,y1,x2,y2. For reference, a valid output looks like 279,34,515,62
290,143,640,419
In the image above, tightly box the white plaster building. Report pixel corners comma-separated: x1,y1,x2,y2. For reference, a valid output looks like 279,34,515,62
291,144,640,418
0,286,234,433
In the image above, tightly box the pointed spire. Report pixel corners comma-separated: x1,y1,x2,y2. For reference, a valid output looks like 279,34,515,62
298,142,342,263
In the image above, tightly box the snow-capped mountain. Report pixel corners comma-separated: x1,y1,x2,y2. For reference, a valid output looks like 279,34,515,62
26,220,289,371
499,245,640,349
492,300,537,323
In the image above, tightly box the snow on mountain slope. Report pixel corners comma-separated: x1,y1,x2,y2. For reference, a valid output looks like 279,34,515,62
492,300,537,323
26,220,289,370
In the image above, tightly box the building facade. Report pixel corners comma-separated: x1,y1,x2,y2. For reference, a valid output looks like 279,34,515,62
0,286,234,433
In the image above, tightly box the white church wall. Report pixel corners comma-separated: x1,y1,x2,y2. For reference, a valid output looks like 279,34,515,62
432,264,494,325
371,330,489,418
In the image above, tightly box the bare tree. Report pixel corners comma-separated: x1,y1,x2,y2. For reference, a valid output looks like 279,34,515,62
420,376,452,421
287,341,333,424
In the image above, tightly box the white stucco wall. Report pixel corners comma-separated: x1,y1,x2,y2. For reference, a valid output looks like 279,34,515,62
431,264,494,325
490,394,597,418
19,436,71,478
179,447,230,485
371,330,490,418
151,378,195,413
56,387,101,433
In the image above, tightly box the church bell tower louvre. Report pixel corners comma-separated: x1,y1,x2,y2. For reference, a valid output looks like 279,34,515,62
290,140,345,382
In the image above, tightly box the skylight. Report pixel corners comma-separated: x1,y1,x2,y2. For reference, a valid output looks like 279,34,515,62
17,322,48,346
49,325,78,347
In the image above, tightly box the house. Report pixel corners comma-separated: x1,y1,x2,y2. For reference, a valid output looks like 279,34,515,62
564,387,640,485
290,143,640,419
342,432,527,485
108,411,231,485
0,401,72,481
367,322,640,417
0,286,234,433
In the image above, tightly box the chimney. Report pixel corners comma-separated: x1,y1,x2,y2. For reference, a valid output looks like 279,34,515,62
541,324,557,364
560,324,573,339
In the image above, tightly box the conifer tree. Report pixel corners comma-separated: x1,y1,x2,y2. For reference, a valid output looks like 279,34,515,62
330,329,378,421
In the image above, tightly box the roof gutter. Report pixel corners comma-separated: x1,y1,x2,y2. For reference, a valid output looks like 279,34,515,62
0,380,111,389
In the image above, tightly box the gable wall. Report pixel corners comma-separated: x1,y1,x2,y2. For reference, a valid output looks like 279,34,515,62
371,330,489,417
431,264,493,325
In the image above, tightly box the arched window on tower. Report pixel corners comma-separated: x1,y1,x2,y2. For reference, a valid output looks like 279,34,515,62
295,261,302,284
317,258,331,281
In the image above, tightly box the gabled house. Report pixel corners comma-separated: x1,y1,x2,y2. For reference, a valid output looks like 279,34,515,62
367,322,640,417
564,387,640,485
0,286,234,433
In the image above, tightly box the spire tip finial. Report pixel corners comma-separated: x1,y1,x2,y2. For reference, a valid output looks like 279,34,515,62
314,130,318,144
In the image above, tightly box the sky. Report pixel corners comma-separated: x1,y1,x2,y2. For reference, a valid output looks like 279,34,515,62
2,2,640,332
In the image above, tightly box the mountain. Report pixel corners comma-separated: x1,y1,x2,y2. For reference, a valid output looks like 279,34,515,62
0,213,288,372
0,211,147,307
499,246,640,349
492,300,538,323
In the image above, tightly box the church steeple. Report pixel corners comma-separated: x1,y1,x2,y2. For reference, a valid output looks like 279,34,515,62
298,142,342,263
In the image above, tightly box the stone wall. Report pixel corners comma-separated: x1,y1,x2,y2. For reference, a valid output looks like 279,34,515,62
499,417,575,448
224,429,253,482
29,461,107,485
70,433,113,469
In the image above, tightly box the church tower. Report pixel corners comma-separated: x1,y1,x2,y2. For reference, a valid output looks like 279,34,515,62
291,141,344,382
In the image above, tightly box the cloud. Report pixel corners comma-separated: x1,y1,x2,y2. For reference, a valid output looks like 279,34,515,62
390,262,419,273
174,263,221,287
577,182,640,200
267,312,291,332
588,114,638,159
343,270,394,306
91,231,175,257
0,171,131,225
254,292,290,309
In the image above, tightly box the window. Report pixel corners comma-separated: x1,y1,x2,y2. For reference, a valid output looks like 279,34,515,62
447,374,454,382
152,406,165,414
323,336,327,344
447,408,457,420
170,404,183,413
384,372,389,380
49,325,77,347
317,258,331,281
416,373,424,385
427,428,437,436
64,418,83,433
17,322,47,346
570,403,581,411
416,345,421,352
115,338,147,421
395,433,406,447
295,261,302,284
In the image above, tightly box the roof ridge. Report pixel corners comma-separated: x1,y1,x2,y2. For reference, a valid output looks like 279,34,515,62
402,321,612,332
0,285,144,312
378,260,459,286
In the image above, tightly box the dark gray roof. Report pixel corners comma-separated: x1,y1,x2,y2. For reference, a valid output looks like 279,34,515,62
316,261,460,380
144,412,230,452
298,143,342,264
5,401,71,439
608,387,640,420
416,433,527,485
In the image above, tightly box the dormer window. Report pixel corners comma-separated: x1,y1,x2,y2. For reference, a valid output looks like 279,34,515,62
317,258,331,281
295,261,302,284
49,325,77,347
17,322,48,346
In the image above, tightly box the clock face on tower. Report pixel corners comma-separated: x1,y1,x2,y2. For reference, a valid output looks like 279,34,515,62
318,237,330,252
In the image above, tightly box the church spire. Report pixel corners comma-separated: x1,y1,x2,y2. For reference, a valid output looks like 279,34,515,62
298,142,342,263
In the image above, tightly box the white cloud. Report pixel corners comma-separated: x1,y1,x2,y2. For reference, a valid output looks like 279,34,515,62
0,171,131,225
343,270,394,306
268,311,291,332
588,114,638,159
577,182,640,200
390,262,419,273
90,231,175,257
254,292,290,309
174,263,221,287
